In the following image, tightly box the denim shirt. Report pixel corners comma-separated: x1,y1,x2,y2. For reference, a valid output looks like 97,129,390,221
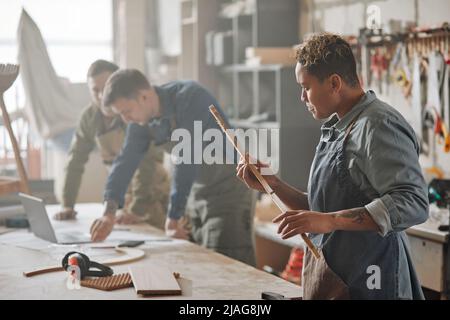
321,90,429,236
104,80,235,220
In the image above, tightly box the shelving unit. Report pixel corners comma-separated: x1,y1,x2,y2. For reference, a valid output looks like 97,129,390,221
179,0,223,95
178,0,321,189
216,0,321,190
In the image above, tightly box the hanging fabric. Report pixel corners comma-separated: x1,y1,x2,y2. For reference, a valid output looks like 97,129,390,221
392,44,411,98
442,58,449,131
16,9,87,141
426,51,442,116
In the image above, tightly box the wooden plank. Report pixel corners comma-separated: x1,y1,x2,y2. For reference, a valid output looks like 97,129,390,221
245,47,296,66
23,247,145,277
129,264,181,296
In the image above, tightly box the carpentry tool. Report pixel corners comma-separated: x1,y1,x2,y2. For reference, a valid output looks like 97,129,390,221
441,122,450,152
429,107,450,152
0,64,31,195
209,105,320,259
23,247,145,277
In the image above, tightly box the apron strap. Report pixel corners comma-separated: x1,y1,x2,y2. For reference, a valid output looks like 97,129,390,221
318,107,368,250
170,114,177,131
343,108,366,145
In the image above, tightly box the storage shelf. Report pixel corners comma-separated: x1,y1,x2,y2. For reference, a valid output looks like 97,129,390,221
182,18,197,25
219,12,254,19
222,64,285,73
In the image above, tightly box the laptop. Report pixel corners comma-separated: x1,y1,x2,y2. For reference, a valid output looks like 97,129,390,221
19,193,91,244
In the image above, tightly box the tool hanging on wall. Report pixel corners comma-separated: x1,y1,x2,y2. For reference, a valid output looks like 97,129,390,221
361,25,450,159
209,105,321,259
424,45,450,153
434,110,450,152
411,53,423,141
369,47,390,95
442,36,450,136
423,107,450,153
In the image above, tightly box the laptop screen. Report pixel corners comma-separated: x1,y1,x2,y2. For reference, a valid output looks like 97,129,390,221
19,193,58,243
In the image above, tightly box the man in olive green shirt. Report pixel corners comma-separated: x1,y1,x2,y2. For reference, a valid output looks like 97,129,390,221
54,60,169,229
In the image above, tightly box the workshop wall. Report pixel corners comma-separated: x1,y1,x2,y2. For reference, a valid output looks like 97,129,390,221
302,0,450,36
300,0,450,178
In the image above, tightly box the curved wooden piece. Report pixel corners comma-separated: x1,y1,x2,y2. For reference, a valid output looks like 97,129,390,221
23,247,145,277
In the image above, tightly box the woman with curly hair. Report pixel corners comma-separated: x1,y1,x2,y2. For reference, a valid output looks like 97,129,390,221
237,33,428,299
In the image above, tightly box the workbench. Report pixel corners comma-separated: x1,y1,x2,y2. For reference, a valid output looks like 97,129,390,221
0,203,301,300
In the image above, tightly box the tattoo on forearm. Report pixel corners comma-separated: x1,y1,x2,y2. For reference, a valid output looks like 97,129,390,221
337,207,369,224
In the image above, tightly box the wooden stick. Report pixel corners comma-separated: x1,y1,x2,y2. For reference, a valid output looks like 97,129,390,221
0,95,31,194
209,105,320,259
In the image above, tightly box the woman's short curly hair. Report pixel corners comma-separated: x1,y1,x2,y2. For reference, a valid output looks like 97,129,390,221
295,33,359,87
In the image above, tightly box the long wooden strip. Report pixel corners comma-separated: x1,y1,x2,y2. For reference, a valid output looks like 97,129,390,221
23,247,145,277
209,105,320,259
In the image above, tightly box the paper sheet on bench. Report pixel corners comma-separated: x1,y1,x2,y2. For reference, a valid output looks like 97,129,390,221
0,229,172,251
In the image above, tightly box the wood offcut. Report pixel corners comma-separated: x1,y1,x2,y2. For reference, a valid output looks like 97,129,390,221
81,273,133,291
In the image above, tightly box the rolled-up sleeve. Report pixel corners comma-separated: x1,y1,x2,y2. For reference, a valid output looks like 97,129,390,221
362,117,429,236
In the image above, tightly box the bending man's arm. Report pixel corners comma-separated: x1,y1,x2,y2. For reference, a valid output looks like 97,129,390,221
91,123,150,241
56,109,95,220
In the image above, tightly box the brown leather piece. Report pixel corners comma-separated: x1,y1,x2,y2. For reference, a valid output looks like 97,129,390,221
302,248,350,300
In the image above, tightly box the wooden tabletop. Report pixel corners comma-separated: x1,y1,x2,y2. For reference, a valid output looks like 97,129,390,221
0,203,302,300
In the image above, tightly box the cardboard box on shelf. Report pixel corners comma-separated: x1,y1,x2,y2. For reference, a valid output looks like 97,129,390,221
245,47,296,66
